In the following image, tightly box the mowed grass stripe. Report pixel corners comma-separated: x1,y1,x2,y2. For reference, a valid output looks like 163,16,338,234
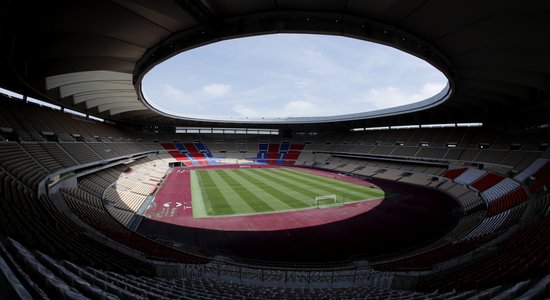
249,169,349,202
220,170,278,212
196,170,235,215
232,169,308,209
276,168,385,198
269,168,381,200
262,169,365,202
205,170,258,215
195,167,389,217
278,168,384,197
190,170,209,217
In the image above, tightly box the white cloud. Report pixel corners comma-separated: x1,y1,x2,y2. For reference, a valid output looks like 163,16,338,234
283,100,316,112
233,100,330,118
361,87,412,109
144,34,448,119
162,83,191,103
283,100,329,117
233,105,260,117
356,82,446,110
202,83,231,97
420,82,446,96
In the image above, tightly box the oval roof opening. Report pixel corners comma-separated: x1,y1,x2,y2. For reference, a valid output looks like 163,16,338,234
141,34,448,122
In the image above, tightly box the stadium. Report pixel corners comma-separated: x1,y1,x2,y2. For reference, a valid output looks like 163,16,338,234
0,0,549,299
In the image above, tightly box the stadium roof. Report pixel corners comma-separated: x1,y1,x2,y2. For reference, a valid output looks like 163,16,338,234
0,0,549,129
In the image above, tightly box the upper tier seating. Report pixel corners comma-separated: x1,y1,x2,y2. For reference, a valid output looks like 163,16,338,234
0,142,48,190
59,142,102,164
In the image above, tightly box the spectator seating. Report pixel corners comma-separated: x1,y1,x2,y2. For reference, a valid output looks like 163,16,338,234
530,173,550,193
0,97,550,298
372,169,404,181
375,238,489,272
3,236,549,300
40,142,78,167
86,142,119,159
471,172,505,192
486,188,529,217
0,171,154,275
61,187,206,264
425,215,550,291
183,143,208,165
482,178,520,203
515,158,549,182
532,162,550,180
442,168,467,179
58,142,103,164
160,143,188,162
528,162,550,192
460,205,525,241
105,188,147,211
0,142,48,190
454,168,487,185
20,142,63,172
256,143,305,165
437,183,482,212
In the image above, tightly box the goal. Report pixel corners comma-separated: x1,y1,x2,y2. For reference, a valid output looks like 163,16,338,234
314,194,337,208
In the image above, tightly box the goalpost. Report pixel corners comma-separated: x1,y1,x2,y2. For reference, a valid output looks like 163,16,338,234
314,194,338,208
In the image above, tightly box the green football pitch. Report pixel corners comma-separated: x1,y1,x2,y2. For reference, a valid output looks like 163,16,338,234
190,167,387,218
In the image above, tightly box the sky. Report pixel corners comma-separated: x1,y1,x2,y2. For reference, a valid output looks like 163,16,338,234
142,34,447,120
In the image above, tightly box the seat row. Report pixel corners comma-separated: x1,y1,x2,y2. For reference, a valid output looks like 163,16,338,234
5,236,546,300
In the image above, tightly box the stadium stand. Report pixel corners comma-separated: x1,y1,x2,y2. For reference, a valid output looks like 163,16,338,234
0,98,547,296
453,168,486,185
160,143,188,162
3,235,550,299
0,142,48,190
486,188,529,217
471,173,505,192
515,158,549,182
482,178,521,204
1,1,550,298
442,168,467,180
422,214,550,292
183,143,208,165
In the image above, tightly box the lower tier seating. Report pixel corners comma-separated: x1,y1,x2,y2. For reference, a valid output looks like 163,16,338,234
422,215,550,292
2,236,549,300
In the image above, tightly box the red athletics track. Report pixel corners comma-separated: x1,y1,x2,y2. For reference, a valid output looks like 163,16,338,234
143,165,384,231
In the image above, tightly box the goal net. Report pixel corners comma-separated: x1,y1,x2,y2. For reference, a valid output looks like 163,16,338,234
314,194,337,208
